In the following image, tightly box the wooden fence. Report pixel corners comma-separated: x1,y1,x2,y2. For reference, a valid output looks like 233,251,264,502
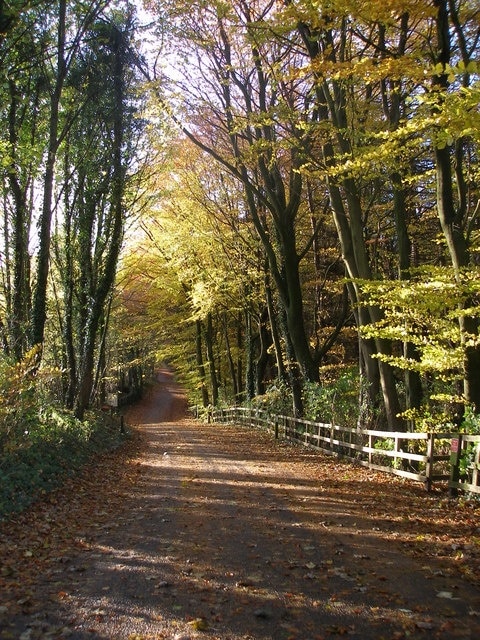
210,407,480,495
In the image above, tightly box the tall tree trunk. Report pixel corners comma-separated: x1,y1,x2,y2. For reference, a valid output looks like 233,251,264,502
255,307,271,396
74,22,126,419
2,188,12,356
265,271,286,383
223,313,238,398
61,144,77,408
297,20,402,429
93,297,113,405
195,319,210,407
279,228,319,383
328,173,402,429
433,0,480,409
30,0,67,351
278,305,304,417
8,79,31,360
245,310,255,401
378,14,423,415
236,313,243,402
391,176,423,414
205,312,219,406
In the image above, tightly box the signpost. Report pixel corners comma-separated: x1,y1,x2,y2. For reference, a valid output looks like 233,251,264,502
449,436,462,497
106,393,118,408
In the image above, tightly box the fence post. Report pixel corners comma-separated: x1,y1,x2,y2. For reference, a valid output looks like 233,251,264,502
449,434,462,497
274,419,279,439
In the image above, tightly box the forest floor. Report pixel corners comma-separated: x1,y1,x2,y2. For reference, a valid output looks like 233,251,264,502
1,368,480,640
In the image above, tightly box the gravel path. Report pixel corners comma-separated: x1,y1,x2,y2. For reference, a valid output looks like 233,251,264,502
1,368,480,639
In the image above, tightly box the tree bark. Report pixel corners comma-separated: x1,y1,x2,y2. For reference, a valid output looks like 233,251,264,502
297,19,403,429
195,319,210,408
223,314,239,398
432,0,480,409
74,21,127,419
30,0,67,351
7,78,31,360
205,312,219,407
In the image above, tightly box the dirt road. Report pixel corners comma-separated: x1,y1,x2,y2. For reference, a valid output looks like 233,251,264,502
1,368,480,639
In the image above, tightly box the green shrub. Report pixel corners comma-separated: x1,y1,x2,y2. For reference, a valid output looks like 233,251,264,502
0,350,127,519
250,379,293,417
303,368,360,427
0,409,126,519
461,405,480,435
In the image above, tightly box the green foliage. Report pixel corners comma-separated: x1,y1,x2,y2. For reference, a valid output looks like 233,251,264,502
250,379,293,417
303,368,360,427
0,408,126,519
358,265,480,380
372,437,402,470
0,351,127,519
457,407,480,484
461,406,480,435
459,444,476,479
401,405,455,433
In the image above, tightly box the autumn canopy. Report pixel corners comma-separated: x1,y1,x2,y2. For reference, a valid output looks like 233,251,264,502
0,0,480,474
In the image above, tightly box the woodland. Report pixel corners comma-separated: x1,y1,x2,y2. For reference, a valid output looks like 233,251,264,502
0,1,480,515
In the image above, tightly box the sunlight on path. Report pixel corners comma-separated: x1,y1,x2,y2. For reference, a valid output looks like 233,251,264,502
1,371,479,640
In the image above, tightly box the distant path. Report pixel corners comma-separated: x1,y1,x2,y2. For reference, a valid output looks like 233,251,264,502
1,367,480,639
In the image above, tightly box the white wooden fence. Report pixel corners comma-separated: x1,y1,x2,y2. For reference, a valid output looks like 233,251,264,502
209,407,480,495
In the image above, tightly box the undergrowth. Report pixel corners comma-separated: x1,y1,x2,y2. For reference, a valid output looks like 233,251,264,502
0,351,128,519
0,408,127,520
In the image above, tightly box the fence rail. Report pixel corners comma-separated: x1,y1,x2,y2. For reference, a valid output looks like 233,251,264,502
210,407,480,494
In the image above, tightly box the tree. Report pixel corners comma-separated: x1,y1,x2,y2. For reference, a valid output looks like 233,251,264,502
0,7,46,358
147,0,352,414
429,0,480,409
264,0,415,427
287,0,480,423
51,9,144,419
131,137,267,407
0,0,30,46
30,1,111,356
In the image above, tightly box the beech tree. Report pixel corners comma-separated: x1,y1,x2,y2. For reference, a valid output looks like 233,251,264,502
147,0,351,414
264,0,478,424
279,0,430,428
429,0,480,409
126,137,268,407
280,1,479,422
